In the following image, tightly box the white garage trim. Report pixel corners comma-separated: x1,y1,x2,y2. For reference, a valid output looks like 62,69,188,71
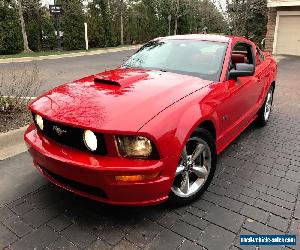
273,11,300,54
268,1,300,7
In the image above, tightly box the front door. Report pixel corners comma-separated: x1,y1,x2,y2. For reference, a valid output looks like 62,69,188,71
217,42,259,149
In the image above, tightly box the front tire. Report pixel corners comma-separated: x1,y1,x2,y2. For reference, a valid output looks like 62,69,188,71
256,85,274,127
169,128,217,205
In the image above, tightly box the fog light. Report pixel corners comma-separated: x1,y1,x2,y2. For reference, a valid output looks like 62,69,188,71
115,173,160,182
83,130,98,151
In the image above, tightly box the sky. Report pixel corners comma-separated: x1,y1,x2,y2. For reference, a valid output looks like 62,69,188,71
42,0,53,6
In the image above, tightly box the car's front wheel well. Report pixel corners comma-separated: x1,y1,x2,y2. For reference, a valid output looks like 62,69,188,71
196,120,216,141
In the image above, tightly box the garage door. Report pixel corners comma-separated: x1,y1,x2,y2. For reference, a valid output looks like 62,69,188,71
276,15,300,56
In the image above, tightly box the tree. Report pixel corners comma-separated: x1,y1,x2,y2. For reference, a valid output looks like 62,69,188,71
16,0,31,52
86,1,105,48
22,0,43,51
155,0,227,36
0,0,23,54
86,0,117,47
189,0,228,34
227,0,267,45
125,0,165,43
40,15,56,50
61,0,85,50
0,0,230,55
98,0,114,46
156,0,190,35
120,0,124,44
173,0,180,35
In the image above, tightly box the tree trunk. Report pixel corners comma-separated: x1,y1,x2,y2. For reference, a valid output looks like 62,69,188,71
100,0,112,47
168,16,171,36
174,18,178,35
17,0,31,53
120,0,124,45
174,0,180,35
37,8,42,51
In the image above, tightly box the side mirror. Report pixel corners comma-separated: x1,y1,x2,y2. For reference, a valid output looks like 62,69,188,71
229,63,254,78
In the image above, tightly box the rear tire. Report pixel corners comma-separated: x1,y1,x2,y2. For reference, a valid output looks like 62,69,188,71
168,128,217,206
256,85,274,127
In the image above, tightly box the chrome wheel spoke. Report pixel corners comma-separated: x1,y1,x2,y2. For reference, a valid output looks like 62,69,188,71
192,166,208,178
176,165,185,176
182,146,188,166
189,179,204,193
191,143,205,161
180,173,190,194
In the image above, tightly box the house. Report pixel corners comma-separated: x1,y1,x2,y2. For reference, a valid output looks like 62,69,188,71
265,0,300,55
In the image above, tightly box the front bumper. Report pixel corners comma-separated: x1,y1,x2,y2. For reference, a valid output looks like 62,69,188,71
24,124,178,206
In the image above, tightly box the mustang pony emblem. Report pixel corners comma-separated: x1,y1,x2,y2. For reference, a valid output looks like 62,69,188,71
53,126,67,136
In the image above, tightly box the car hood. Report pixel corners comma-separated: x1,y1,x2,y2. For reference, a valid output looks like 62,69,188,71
30,68,212,132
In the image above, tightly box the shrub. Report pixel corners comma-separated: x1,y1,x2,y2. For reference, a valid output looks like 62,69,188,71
41,16,56,50
27,18,41,51
0,63,41,113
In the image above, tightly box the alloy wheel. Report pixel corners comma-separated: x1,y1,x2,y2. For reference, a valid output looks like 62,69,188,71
264,89,273,121
171,137,211,198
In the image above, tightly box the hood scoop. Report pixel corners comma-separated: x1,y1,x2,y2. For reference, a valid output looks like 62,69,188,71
94,69,149,88
94,77,120,86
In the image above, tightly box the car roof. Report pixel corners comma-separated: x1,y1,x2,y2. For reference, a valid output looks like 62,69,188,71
160,34,233,43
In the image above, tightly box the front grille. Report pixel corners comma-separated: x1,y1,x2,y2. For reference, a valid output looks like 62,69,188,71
41,166,107,199
34,115,106,155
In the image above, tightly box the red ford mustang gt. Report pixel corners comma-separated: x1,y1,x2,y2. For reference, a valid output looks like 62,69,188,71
25,34,277,206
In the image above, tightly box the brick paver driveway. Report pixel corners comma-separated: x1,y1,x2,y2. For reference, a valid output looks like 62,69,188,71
0,56,300,250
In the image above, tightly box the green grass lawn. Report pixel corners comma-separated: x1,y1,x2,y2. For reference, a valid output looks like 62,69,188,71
0,45,135,60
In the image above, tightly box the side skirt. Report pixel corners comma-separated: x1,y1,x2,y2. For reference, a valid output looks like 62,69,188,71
216,114,257,155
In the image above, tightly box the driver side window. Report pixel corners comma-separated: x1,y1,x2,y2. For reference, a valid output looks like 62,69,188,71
231,43,254,69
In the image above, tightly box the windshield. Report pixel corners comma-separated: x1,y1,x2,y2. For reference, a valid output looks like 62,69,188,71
123,39,227,81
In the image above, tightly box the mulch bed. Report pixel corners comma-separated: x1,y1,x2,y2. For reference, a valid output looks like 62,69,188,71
0,105,32,133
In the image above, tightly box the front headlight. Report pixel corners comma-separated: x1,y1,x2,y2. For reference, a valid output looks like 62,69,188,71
35,114,44,130
116,136,154,158
83,130,98,151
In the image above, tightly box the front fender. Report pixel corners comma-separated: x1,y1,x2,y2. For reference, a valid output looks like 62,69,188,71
259,57,277,108
138,90,220,160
